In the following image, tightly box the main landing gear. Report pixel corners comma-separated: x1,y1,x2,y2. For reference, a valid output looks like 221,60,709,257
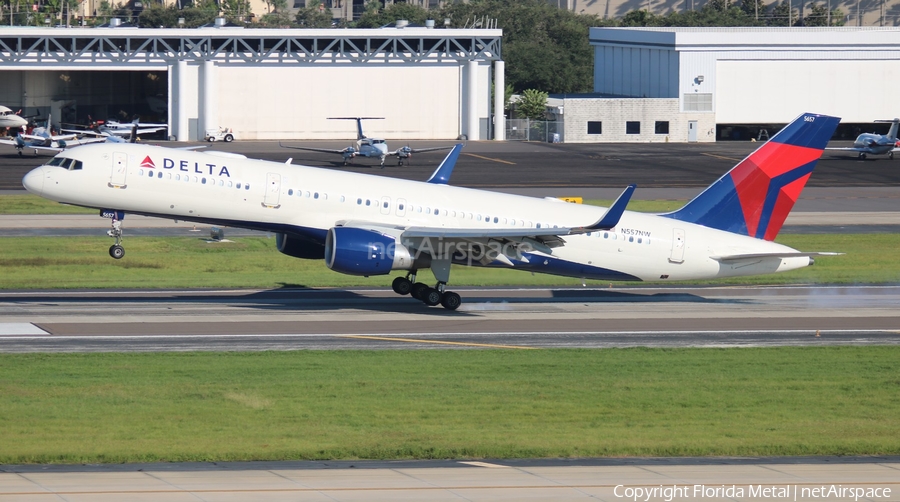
391,271,462,311
107,216,125,259
859,152,867,159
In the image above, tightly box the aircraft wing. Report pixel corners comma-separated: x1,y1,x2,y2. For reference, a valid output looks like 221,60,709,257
0,138,64,153
389,145,455,157
336,185,635,264
278,142,352,155
825,147,868,152
710,252,843,262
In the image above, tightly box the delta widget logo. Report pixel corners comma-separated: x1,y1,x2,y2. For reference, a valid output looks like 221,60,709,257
140,156,156,168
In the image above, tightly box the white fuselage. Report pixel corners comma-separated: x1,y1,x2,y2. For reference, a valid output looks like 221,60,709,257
0,106,27,129
22,143,811,282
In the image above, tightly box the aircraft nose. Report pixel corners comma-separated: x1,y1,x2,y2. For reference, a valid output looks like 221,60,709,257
22,167,45,195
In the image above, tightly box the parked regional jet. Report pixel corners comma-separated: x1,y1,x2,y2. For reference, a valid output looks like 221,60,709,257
22,113,840,310
0,106,27,129
826,118,900,159
279,117,453,167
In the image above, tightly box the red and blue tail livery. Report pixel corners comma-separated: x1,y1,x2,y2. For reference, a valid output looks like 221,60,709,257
665,113,840,241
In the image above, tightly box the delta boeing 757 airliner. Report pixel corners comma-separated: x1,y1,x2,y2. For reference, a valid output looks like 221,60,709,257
22,113,840,310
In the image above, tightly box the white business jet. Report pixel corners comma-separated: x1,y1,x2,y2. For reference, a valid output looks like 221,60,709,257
280,117,453,167
1,115,106,155
0,106,27,129
22,113,840,310
826,118,900,159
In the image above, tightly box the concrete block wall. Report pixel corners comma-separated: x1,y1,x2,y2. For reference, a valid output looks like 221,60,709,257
563,98,716,143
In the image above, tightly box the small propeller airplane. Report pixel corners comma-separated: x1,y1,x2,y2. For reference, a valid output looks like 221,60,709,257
0,106,27,129
825,118,900,159
279,117,454,168
0,115,107,155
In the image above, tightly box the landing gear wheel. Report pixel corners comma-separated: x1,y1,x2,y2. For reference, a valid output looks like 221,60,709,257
411,282,430,301
423,288,442,306
398,159,404,166
859,153,867,159
891,151,894,160
109,244,125,259
440,291,462,310
392,277,412,295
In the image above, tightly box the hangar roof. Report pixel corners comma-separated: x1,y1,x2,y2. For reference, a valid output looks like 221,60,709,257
590,26,900,52
0,27,502,68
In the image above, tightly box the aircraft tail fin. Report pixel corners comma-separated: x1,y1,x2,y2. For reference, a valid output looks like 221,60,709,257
662,112,840,241
327,117,384,140
888,119,899,141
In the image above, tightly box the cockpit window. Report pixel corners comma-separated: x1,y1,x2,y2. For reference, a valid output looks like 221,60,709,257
47,157,82,171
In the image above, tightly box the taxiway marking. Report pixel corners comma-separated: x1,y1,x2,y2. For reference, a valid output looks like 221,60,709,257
463,153,517,165
701,152,742,162
340,335,536,349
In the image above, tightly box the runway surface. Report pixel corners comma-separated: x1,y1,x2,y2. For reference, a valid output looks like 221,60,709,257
2,457,899,502
2,285,899,353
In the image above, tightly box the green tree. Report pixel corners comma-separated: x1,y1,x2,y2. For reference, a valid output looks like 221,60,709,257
740,0,767,20
295,0,332,27
517,89,548,121
803,1,843,25
221,0,252,23
137,4,217,27
767,0,797,25
439,0,611,94
355,2,429,28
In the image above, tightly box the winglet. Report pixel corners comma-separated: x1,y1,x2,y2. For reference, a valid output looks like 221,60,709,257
426,143,464,185
576,184,635,232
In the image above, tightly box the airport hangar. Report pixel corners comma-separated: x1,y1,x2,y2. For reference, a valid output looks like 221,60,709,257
0,25,503,141
561,27,900,143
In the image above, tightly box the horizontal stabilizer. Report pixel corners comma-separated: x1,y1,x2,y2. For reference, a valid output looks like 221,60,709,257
710,251,843,262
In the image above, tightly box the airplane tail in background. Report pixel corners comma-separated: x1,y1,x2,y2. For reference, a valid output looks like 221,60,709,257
663,113,840,241
328,117,385,140
881,118,900,141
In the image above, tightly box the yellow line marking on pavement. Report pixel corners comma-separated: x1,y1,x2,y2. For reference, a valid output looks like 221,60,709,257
463,153,516,165
341,334,536,350
701,152,742,162
460,461,510,468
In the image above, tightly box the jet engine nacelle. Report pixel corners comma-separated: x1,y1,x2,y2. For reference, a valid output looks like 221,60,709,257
324,226,430,276
275,232,326,260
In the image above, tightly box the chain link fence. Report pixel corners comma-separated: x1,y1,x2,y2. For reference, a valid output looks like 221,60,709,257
505,119,564,142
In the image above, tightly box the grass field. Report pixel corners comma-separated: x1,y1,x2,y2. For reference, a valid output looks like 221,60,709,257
1,347,898,464
0,233,897,289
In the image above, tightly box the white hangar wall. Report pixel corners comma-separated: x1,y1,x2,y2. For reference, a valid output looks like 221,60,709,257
215,65,466,140
0,27,501,142
590,27,900,131
715,60,900,123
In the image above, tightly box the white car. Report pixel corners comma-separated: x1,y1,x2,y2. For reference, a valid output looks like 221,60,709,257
205,127,235,142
